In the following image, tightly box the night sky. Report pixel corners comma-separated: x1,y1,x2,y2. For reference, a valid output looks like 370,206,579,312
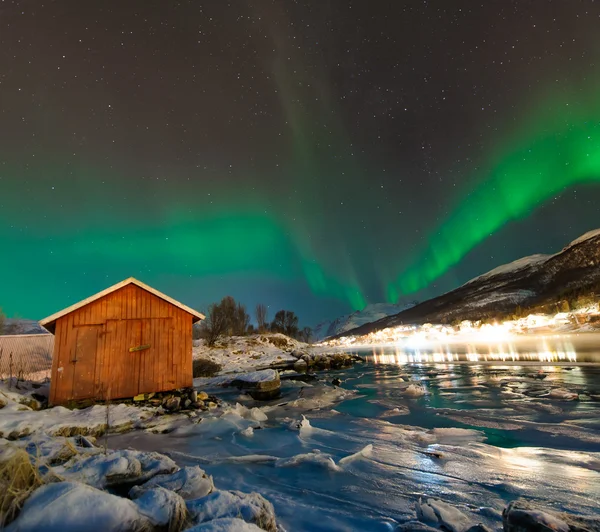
2,1,600,325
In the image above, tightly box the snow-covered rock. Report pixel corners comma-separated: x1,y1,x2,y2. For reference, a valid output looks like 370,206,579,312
187,490,277,532
129,465,214,500
133,487,188,531
548,388,579,401
230,370,281,400
186,518,265,532
54,449,178,489
416,498,484,532
502,500,600,532
403,384,426,397
5,482,149,532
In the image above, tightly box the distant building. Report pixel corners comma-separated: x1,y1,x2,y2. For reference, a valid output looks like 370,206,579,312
40,277,204,406
0,334,54,381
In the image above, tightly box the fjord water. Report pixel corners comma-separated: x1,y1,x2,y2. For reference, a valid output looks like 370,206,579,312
112,335,600,531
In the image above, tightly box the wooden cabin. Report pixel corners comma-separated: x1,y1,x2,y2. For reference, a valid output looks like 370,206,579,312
40,277,204,406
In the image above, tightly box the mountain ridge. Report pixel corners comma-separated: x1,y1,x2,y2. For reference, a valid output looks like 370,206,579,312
336,228,600,338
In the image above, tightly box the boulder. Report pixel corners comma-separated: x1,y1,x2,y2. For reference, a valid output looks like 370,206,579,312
133,487,188,532
503,500,600,532
164,397,181,411
187,490,277,532
129,466,214,500
185,517,264,531
230,370,281,401
5,482,150,532
55,449,178,490
416,498,482,532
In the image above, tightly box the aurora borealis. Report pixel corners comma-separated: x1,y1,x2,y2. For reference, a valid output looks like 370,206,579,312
2,1,600,324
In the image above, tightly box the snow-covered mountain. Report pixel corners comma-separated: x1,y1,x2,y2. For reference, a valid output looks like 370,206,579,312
338,228,600,337
314,302,415,340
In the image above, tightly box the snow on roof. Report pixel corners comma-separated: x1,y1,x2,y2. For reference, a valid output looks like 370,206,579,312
39,277,205,332
567,228,600,247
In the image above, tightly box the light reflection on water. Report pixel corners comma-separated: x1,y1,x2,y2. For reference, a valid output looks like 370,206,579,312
366,338,582,365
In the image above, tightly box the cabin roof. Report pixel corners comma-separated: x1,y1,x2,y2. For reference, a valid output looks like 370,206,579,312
39,277,205,333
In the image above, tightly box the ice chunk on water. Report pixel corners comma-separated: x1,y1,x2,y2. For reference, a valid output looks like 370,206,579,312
275,450,341,471
404,384,426,396
339,444,373,465
416,498,473,532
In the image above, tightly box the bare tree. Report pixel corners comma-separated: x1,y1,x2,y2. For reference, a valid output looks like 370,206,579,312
202,301,229,346
0,308,5,335
271,310,299,338
201,296,250,344
299,326,312,343
255,303,268,332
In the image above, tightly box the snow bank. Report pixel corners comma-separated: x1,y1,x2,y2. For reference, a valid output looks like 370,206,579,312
54,449,178,489
129,465,214,500
0,401,153,439
5,482,147,532
192,334,303,374
187,490,277,532
186,518,264,531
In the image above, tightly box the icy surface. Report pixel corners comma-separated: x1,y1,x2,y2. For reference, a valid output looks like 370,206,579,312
110,354,600,531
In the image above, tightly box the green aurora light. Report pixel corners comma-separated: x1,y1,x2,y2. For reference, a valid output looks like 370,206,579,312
387,95,600,300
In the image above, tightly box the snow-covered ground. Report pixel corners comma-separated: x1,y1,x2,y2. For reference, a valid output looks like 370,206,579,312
193,333,305,374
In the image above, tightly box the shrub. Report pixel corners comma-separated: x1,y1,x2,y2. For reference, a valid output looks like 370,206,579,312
192,358,223,378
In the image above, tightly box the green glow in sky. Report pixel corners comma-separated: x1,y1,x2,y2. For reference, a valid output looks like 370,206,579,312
388,96,600,298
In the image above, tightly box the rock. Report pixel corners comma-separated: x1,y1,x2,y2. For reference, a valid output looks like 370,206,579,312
133,393,145,402
332,378,342,386
164,397,181,411
578,394,591,401
280,372,317,383
55,449,178,490
191,401,206,410
186,518,264,531
207,402,218,409
503,500,600,532
130,466,214,500
416,498,474,532
190,391,198,402
290,350,306,359
293,359,308,372
184,399,192,408
464,525,492,532
396,522,440,531
5,481,151,532
231,370,281,401
187,490,277,532
133,487,188,532
197,391,209,401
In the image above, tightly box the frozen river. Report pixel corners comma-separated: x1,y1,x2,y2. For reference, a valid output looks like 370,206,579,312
110,335,600,531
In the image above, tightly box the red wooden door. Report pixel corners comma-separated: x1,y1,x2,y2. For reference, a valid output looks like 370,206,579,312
71,325,101,400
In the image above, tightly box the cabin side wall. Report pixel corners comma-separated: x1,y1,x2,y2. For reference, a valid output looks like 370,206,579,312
49,284,193,405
